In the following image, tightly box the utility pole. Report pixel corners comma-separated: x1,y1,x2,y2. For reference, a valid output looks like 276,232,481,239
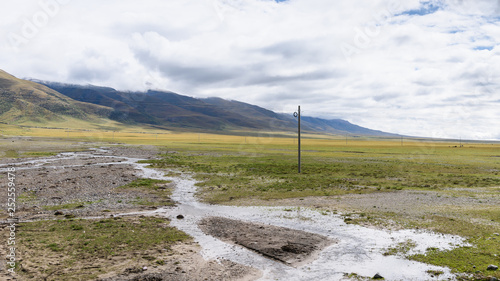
294,106,301,173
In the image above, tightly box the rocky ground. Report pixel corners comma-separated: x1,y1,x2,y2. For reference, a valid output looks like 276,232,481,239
96,242,261,281
0,144,261,281
0,146,162,221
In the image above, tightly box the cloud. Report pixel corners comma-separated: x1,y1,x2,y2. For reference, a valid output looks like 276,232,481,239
0,0,499,139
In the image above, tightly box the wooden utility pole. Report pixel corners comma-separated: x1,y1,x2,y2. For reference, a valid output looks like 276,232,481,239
294,106,301,173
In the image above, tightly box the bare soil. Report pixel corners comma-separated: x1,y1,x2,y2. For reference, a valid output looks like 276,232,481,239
199,217,335,267
0,143,262,281
0,146,163,221
96,242,261,281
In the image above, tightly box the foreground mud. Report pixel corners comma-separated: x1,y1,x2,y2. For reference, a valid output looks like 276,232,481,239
199,217,335,267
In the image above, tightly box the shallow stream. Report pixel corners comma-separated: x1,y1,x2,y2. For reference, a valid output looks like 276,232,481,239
2,150,466,280
133,155,465,281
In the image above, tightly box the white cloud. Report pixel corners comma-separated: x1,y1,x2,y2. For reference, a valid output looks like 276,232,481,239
0,0,499,139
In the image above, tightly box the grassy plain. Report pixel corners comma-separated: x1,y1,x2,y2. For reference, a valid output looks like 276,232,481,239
118,178,176,207
2,125,500,279
17,217,190,280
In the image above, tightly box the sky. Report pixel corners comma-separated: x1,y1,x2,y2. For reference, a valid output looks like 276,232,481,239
1,0,500,140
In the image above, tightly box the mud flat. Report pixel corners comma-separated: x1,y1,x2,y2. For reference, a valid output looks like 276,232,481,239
199,217,335,267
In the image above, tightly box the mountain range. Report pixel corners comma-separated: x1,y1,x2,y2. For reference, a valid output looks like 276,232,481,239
0,69,397,137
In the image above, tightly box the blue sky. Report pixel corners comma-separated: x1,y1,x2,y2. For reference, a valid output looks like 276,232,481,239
400,1,440,16
1,0,499,139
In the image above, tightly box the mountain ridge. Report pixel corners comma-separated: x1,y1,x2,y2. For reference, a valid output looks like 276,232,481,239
0,70,399,137
41,80,398,136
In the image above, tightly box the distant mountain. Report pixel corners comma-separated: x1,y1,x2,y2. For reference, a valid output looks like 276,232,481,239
0,70,111,125
201,98,397,136
201,97,297,131
299,116,397,136
38,82,269,131
0,73,399,136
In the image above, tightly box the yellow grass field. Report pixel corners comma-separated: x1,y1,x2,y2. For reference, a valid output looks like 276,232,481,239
3,123,496,150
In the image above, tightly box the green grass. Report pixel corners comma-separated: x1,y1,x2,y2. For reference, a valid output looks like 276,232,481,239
3,149,19,158
18,217,191,280
118,178,175,207
18,191,37,203
411,238,500,279
338,208,500,279
118,178,171,190
142,143,500,203
407,215,500,279
383,240,417,256
43,202,87,211
22,151,58,157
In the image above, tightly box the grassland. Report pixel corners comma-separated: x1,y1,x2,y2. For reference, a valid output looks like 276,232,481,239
2,125,500,279
17,217,191,280
118,178,176,207
141,139,500,202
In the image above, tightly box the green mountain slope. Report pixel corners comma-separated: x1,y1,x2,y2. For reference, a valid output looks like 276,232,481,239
0,70,112,126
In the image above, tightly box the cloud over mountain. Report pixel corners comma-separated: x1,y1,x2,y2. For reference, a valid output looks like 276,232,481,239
1,0,499,139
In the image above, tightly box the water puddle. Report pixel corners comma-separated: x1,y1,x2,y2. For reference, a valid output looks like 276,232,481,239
2,150,466,280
